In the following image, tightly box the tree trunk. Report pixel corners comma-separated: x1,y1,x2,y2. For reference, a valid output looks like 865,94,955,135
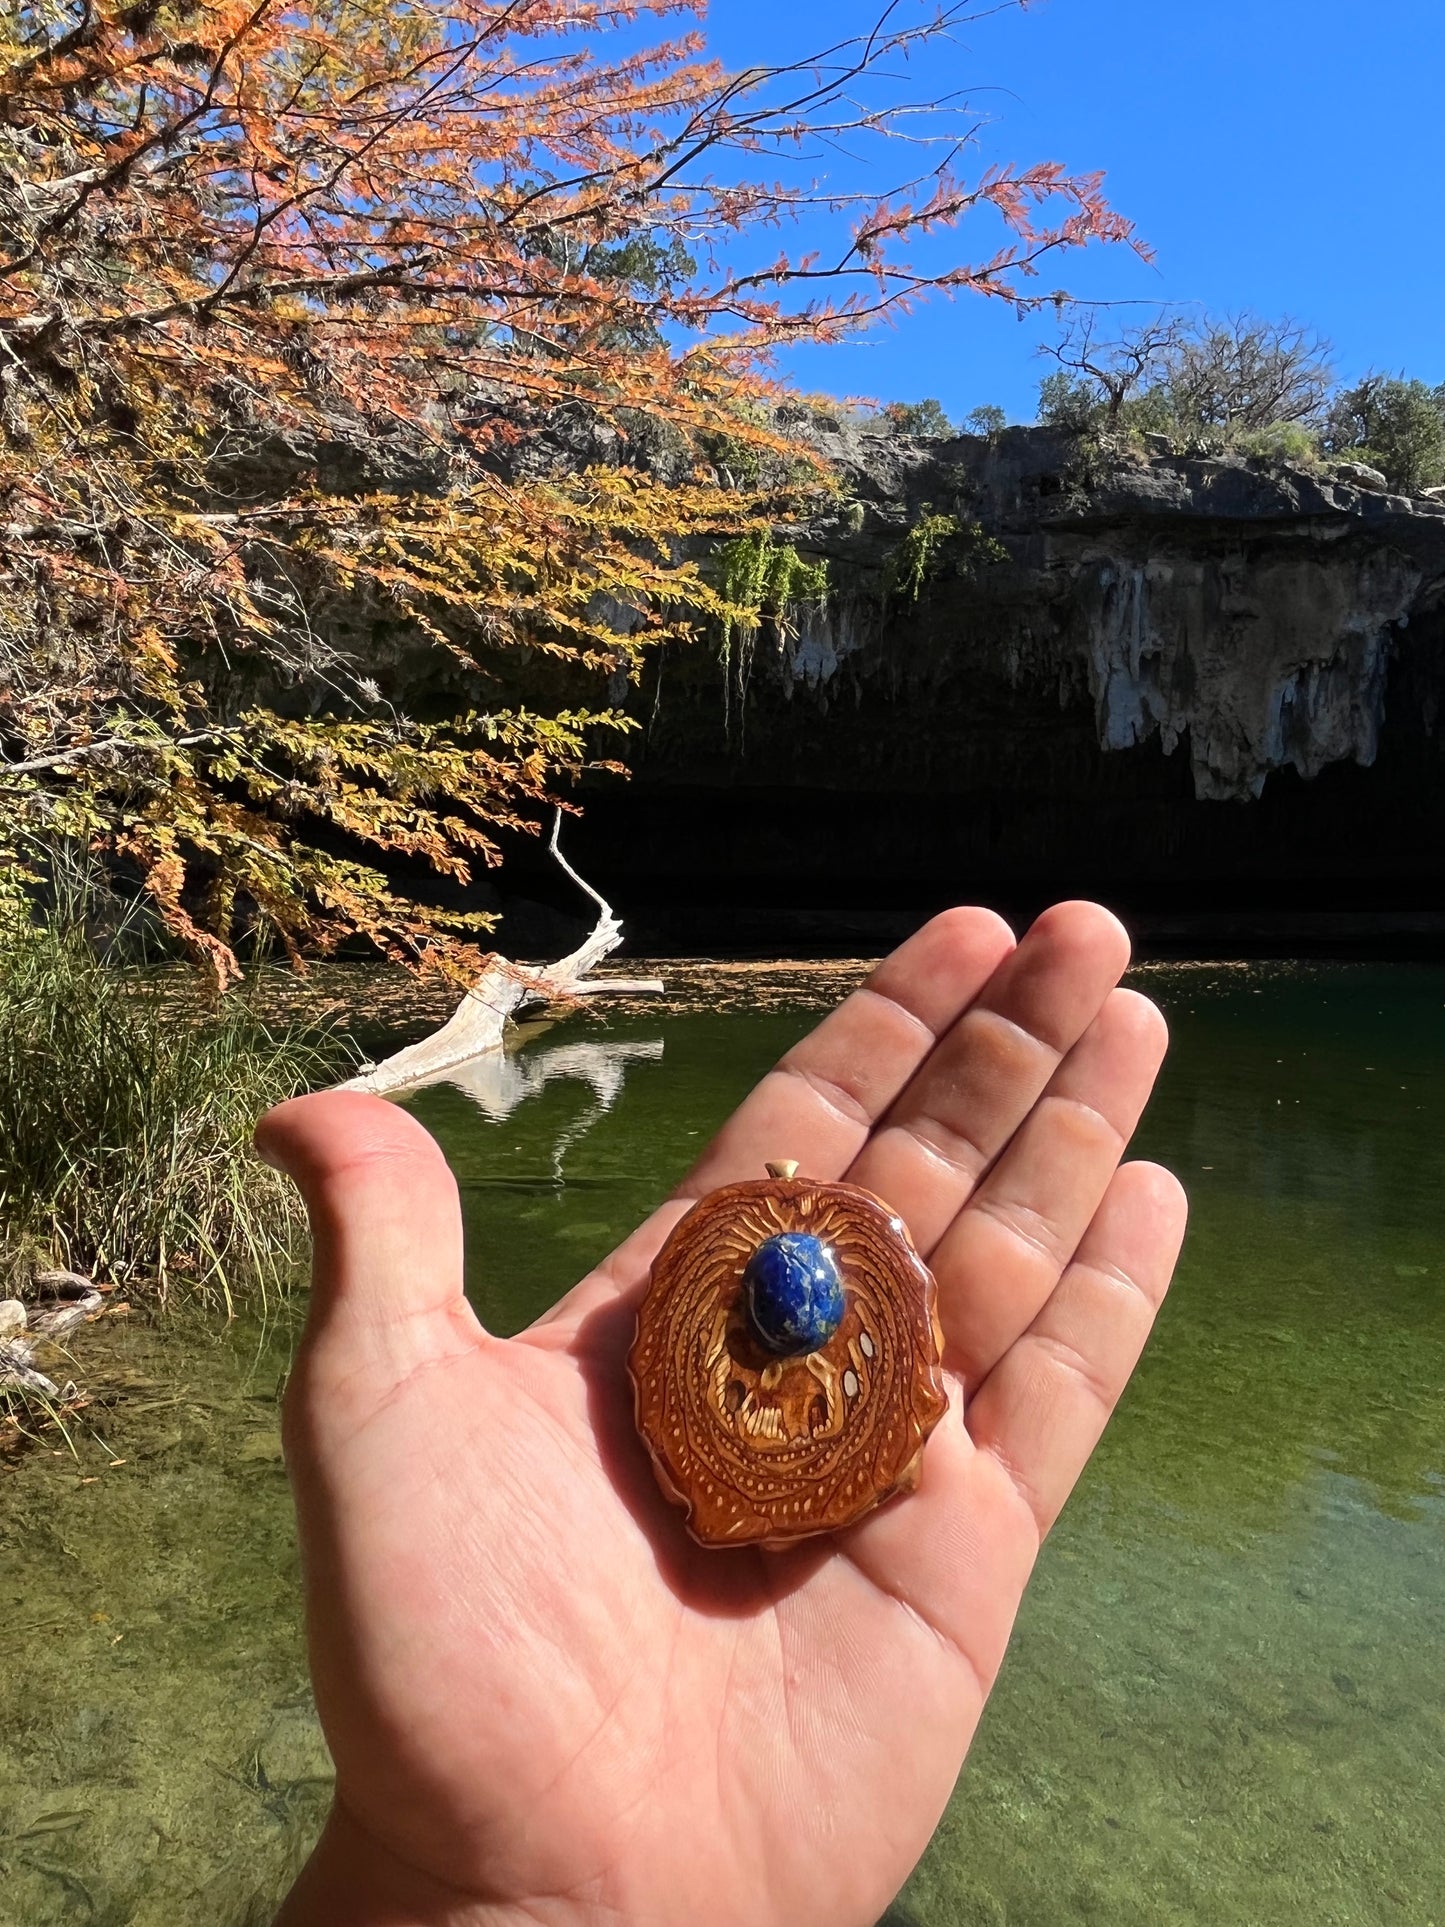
338,812,663,1099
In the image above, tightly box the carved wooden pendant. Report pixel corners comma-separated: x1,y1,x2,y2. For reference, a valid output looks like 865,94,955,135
629,1163,948,1548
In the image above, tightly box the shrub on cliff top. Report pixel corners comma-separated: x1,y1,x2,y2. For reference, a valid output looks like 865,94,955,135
881,400,957,439
1036,311,1445,495
1037,312,1334,446
1324,377,1445,495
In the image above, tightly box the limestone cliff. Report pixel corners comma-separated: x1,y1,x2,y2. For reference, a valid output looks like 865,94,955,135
756,421,1443,805
556,423,1445,944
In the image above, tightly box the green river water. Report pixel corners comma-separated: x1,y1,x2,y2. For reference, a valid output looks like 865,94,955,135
2,962,1442,1926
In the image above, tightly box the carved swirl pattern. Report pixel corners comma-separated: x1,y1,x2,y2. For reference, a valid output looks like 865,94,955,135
630,1177,948,1547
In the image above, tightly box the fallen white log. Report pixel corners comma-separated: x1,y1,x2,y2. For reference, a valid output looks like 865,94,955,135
339,811,664,1099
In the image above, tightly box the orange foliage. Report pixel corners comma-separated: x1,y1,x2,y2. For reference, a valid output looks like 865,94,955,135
0,0,1138,980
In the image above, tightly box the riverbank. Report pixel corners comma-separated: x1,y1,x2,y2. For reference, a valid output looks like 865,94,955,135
250,941,1445,1057
435,875,1445,967
599,908,1445,962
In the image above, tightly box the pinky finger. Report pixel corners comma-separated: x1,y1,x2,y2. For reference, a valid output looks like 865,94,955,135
965,1161,1188,1541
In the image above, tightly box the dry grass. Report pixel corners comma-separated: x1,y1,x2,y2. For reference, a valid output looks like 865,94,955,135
0,909,352,1313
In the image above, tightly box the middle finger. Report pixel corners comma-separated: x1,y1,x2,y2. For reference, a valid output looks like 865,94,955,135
844,900,1131,1256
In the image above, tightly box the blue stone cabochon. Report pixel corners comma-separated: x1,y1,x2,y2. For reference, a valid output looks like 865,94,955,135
742,1231,845,1355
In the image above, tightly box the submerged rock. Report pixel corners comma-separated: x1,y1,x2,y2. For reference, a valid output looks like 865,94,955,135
0,1336,60,1397
1,1271,102,1403
27,1269,103,1338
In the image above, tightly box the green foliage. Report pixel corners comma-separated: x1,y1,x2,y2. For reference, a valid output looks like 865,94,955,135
697,403,828,494
1060,326,1445,502
0,891,349,1307
964,405,1008,439
1037,371,1102,433
1325,376,1445,494
700,430,766,490
1036,326,1445,497
1120,388,1184,437
881,510,1006,606
1038,313,1335,456
881,399,955,439
716,532,829,644
711,531,829,744
1231,421,1324,467
885,512,960,603
1039,367,1180,441
589,235,699,305
696,401,775,488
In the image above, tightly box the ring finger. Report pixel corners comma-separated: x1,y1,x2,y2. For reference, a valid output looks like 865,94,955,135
931,986,1168,1388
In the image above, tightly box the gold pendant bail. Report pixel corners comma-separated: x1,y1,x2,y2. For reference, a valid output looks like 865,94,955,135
765,1159,800,1181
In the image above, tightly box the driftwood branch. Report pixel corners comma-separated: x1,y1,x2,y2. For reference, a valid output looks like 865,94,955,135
339,811,663,1099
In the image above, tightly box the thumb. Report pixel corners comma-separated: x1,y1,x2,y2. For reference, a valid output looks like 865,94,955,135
256,1090,481,1377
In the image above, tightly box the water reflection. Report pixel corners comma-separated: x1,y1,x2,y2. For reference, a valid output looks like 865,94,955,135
414,1030,666,1185
432,1030,665,1122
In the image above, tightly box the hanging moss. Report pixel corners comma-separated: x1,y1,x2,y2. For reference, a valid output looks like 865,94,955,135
881,507,1007,607
716,531,830,646
712,532,830,745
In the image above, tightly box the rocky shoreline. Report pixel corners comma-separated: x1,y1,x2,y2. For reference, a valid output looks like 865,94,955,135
0,1270,107,1406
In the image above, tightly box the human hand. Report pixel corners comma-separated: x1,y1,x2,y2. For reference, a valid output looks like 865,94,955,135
257,904,1186,1927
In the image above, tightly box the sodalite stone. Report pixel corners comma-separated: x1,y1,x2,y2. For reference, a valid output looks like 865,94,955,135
743,1232,844,1354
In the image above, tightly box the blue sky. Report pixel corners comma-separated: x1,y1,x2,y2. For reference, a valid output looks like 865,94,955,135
700,0,1444,423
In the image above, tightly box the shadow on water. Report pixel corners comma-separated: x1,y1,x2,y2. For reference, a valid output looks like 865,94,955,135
1,961,1442,1925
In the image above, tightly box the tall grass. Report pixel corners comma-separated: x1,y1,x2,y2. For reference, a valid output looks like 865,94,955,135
0,908,350,1312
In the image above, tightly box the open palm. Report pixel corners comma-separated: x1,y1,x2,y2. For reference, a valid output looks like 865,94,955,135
259,904,1187,1927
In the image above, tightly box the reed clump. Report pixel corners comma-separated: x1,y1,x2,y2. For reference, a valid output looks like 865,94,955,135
0,906,347,1312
